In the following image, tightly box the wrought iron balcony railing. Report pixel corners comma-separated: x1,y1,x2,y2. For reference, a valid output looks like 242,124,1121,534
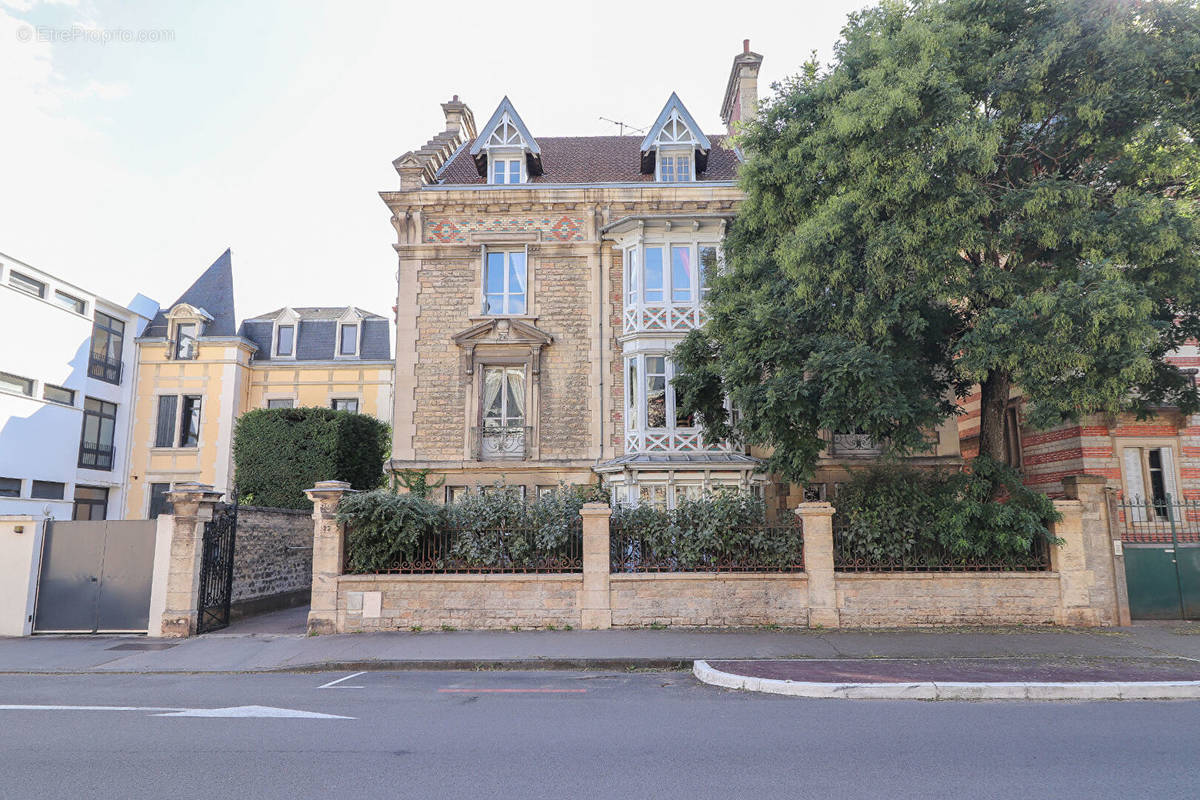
470,425,532,461
87,353,122,385
78,443,115,471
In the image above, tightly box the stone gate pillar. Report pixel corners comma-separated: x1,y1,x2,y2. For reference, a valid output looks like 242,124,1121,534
305,481,355,635
158,482,224,637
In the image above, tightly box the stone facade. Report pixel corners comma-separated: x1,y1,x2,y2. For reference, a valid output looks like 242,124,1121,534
230,506,313,616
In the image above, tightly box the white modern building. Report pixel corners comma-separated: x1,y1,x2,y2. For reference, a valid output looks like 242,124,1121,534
0,251,157,521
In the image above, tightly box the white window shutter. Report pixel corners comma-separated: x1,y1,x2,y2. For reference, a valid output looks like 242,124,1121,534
1122,448,1147,522
1159,447,1179,504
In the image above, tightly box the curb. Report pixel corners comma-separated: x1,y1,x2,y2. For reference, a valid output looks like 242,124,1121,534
0,658,693,676
692,660,1200,700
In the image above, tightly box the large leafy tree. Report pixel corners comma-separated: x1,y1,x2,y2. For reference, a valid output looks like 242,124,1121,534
675,0,1200,484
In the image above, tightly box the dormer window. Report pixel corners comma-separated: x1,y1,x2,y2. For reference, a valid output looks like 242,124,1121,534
175,323,198,359
491,154,523,184
275,324,294,357
339,323,359,356
658,150,692,182
641,93,711,182
470,97,542,184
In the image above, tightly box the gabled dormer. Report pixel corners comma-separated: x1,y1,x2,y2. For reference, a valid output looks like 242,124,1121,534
640,93,711,182
165,303,212,360
271,307,299,359
470,97,543,184
335,307,364,358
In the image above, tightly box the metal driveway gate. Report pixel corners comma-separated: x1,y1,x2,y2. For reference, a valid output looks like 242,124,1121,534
33,520,158,633
197,502,238,633
1115,494,1200,620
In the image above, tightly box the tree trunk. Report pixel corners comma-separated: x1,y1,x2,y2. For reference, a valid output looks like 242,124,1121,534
977,369,1012,464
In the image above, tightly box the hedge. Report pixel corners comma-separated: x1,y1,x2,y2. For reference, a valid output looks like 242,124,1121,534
233,407,390,510
833,458,1061,567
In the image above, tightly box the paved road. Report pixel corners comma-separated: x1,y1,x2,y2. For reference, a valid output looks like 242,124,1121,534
1,670,1197,800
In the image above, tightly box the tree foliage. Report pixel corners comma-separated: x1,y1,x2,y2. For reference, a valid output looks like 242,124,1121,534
674,0,1200,482
233,407,390,509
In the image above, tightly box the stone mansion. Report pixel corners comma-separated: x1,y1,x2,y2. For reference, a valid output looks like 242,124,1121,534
382,42,964,512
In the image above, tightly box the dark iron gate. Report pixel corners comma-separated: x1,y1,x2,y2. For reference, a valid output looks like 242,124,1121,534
197,500,238,633
1114,494,1200,620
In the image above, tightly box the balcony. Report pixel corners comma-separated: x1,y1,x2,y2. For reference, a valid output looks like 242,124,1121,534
471,425,532,461
829,432,884,458
622,303,707,336
87,353,122,385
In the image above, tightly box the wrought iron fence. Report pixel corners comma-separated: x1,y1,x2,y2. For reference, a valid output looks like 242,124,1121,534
346,518,583,574
832,515,1052,573
1113,494,1200,544
609,518,805,573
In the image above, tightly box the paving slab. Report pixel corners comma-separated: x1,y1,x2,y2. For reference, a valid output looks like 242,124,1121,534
2,620,1199,674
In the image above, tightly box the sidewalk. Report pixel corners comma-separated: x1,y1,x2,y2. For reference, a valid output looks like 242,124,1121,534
1,606,1198,679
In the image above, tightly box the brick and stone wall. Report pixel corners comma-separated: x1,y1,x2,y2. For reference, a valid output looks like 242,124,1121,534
231,506,313,616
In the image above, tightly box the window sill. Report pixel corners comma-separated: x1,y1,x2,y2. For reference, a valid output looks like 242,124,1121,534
150,446,200,453
469,314,538,323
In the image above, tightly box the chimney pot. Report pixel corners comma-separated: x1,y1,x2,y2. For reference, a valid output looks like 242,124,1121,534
743,39,750,53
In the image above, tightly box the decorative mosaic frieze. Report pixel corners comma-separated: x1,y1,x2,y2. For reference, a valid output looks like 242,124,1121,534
425,216,585,243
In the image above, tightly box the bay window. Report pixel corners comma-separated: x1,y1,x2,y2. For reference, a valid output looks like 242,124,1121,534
484,249,527,315
624,242,718,309
625,353,694,434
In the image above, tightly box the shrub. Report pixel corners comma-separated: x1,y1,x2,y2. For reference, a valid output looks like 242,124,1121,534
610,492,802,570
337,489,443,573
443,485,585,569
233,407,390,510
834,458,1060,567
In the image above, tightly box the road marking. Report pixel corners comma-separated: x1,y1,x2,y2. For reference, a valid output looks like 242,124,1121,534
317,671,366,689
437,688,588,694
0,704,353,719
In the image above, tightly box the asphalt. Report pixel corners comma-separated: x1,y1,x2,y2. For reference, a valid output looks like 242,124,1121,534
3,670,1200,800
2,606,1200,684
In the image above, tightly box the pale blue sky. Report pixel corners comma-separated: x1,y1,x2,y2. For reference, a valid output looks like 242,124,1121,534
1,0,870,320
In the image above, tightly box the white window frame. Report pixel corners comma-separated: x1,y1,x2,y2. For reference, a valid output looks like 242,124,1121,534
337,322,361,359
656,148,694,183
1121,442,1182,522
273,323,296,359
490,154,524,185
265,397,295,409
623,353,697,436
482,247,528,316
623,240,717,311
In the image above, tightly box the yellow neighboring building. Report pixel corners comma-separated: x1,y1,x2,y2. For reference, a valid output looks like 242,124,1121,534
123,250,393,518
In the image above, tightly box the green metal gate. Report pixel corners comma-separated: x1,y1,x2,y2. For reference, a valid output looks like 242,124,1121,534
1114,494,1200,620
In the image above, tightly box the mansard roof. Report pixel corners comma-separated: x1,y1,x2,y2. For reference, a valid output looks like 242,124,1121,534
436,135,740,185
